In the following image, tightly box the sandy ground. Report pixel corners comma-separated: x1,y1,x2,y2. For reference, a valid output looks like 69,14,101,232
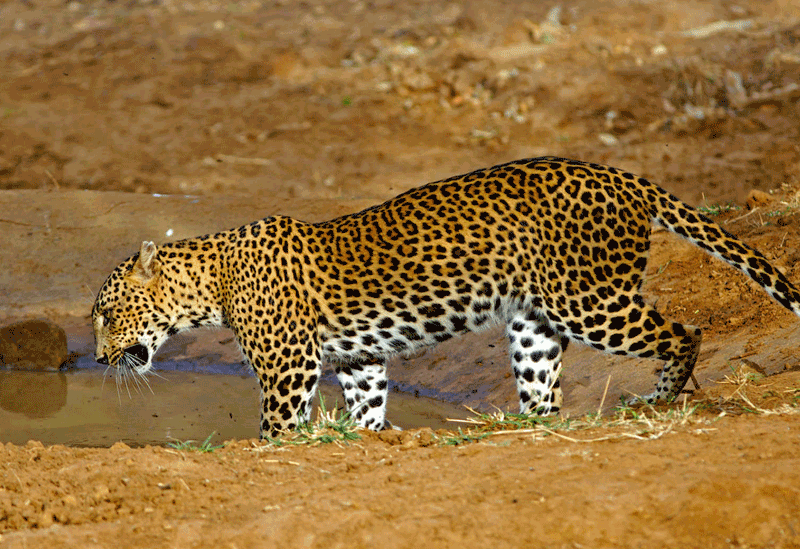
2,0,800,546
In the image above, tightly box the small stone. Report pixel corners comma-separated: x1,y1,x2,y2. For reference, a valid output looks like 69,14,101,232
597,133,619,146
739,358,766,376
93,484,110,502
403,70,435,91
652,44,668,56
388,44,419,58
745,189,772,210
417,428,434,447
38,512,54,528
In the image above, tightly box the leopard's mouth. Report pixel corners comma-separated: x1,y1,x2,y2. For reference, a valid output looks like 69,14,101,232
122,343,151,371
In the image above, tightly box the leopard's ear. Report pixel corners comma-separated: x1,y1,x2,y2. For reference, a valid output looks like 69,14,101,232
132,241,160,282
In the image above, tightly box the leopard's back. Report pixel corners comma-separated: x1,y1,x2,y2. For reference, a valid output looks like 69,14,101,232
302,158,655,362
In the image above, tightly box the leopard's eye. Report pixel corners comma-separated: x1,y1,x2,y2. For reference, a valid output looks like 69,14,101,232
103,313,111,326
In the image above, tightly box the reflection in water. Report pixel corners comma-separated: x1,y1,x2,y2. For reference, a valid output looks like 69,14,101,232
0,367,469,447
0,371,67,418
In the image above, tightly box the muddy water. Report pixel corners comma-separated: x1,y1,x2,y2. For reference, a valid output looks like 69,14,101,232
0,359,472,447
4,317,786,448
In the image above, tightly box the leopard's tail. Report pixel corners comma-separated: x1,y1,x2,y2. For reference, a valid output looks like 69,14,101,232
641,179,800,318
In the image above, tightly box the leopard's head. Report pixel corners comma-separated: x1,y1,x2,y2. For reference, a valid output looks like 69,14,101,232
92,241,173,377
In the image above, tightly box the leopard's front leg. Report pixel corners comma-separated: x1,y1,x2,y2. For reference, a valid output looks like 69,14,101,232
255,358,321,439
233,318,322,439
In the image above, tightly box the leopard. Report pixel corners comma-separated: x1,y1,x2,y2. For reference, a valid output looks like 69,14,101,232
92,156,800,438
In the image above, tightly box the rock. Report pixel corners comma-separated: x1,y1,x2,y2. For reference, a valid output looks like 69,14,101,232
746,189,772,210
0,319,69,370
652,44,668,56
110,441,131,451
487,43,547,62
403,70,435,91
597,133,619,146
724,69,747,108
739,358,766,376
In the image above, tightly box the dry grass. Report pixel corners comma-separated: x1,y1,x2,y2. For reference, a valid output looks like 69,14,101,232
714,366,800,417
439,369,798,446
442,396,713,445
238,370,799,450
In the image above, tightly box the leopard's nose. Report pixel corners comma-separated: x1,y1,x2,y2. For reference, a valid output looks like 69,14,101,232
96,354,109,365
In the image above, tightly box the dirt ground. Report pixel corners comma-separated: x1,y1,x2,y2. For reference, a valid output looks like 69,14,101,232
2,0,800,546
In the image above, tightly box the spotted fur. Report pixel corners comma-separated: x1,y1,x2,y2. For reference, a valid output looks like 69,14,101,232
92,157,800,438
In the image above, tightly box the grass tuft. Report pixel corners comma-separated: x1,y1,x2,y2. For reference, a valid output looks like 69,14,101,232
167,431,223,453
698,196,740,217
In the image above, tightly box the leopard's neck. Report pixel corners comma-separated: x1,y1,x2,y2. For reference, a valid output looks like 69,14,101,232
156,234,228,331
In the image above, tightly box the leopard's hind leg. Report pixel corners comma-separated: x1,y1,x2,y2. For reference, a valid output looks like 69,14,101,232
547,296,702,406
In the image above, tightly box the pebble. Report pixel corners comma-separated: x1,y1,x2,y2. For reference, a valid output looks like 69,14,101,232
597,133,619,146
746,189,772,209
